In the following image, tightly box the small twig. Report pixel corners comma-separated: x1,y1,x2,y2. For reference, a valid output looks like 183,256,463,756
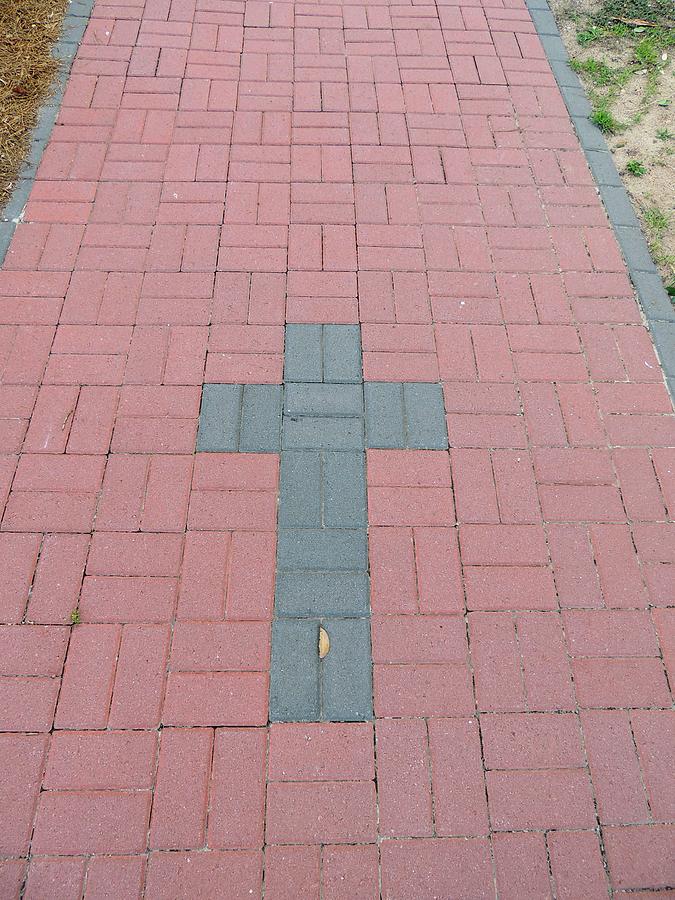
611,16,666,27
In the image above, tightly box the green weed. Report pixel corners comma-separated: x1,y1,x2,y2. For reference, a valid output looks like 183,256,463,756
625,159,647,175
570,57,631,86
635,38,659,65
644,204,670,234
591,104,622,133
577,25,605,44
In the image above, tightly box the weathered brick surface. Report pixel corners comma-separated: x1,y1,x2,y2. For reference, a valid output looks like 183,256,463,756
0,0,673,890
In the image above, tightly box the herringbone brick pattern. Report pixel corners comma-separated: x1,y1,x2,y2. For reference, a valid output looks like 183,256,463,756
0,0,674,894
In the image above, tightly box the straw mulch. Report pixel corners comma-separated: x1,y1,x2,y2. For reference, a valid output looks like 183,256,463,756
0,0,68,209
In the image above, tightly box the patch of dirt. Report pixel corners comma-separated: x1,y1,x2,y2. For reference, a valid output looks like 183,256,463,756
610,69,674,268
0,0,68,210
549,0,675,294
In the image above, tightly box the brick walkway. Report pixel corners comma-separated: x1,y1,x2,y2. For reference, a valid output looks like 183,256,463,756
1,0,674,893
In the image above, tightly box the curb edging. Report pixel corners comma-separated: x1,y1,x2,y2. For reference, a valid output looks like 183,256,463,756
526,0,675,399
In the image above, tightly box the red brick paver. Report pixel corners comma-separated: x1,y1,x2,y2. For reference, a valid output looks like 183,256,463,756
1,0,674,894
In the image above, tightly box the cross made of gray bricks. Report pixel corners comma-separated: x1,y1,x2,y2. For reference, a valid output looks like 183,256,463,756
196,324,449,722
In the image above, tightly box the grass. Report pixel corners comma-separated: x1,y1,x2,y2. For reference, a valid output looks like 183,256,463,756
0,0,68,209
635,37,660,65
570,57,632,87
591,103,623,132
567,0,674,128
644,205,670,233
642,202,675,297
70,608,81,625
558,0,674,298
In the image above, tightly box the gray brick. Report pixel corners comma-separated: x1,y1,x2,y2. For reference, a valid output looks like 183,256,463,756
284,383,363,417
321,618,373,721
53,40,78,62
614,226,658,274
562,87,591,117
2,180,31,222
651,322,675,379
239,384,282,452
275,572,370,617
571,116,608,152
284,324,322,382
543,37,570,64
269,620,320,722
196,384,241,451
64,0,87,13
550,58,578,85
364,382,405,448
323,325,362,383
62,16,88,44
403,383,448,449
598,184,640,228
68,0,95,14
0,223,14,259
323,452,367,528
585,150,621,186
528,8,559,34
631,271,675,323
279,451,322,528
33,103,59,143
283,416,364,450
277,529,368,571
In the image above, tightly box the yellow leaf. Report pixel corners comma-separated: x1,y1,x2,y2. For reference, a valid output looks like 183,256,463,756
318,626,330,659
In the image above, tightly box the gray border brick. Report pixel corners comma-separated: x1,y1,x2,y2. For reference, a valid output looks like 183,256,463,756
630,271,675,323
652,323,675,378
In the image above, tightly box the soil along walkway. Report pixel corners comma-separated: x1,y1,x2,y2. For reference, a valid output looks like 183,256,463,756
548,0,675,298
0,0,67,209
0,0,674,895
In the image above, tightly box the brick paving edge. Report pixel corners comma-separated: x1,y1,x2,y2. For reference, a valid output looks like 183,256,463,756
0,0,95,262
526,0,675,400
